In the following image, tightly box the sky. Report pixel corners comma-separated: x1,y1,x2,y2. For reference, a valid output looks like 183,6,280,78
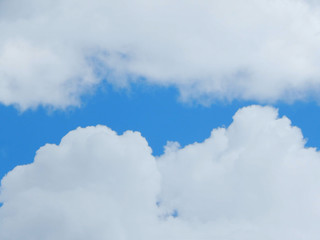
2,0,320,239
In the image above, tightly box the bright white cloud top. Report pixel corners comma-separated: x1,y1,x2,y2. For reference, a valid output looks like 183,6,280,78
1,0,320,109
1,105,320,239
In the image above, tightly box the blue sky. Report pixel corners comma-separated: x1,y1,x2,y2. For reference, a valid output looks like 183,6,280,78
1,82,320,180
2,0,320,239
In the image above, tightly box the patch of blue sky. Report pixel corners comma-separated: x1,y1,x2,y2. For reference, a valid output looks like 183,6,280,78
171,209,179,218
1,82,320,180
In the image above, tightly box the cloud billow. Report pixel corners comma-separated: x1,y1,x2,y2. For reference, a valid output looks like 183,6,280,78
1,105,320,239
1,0,320,109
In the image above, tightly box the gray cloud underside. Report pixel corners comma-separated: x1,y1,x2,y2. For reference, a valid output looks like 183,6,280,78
1,105,320,239
1,0,320,109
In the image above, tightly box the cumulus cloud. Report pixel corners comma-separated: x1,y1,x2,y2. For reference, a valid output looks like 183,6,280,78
1,0,320,109
1,105,320,239
158,105,320,238
0,126,162,239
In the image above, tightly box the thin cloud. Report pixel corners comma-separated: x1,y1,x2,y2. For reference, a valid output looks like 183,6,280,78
1,0,320,109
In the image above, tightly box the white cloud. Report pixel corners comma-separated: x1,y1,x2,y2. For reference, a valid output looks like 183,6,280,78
158,105,320,238
1,105,320,239
0,126,162,239
1,0,320,109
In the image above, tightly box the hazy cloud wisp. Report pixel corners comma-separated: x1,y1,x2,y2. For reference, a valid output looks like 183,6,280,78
1,0,320,109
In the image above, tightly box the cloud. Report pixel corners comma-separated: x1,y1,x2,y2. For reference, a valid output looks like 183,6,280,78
1,0,320,109
158,105,320,238
0,126,162,239
1,105,320,239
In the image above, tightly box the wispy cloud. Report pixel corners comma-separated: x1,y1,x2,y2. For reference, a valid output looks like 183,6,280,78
1,0,320,109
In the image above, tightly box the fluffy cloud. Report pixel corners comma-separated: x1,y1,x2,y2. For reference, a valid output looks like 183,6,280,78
1,0,320,109
0,126,162,239
1,105,320,239
158,106,320,238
